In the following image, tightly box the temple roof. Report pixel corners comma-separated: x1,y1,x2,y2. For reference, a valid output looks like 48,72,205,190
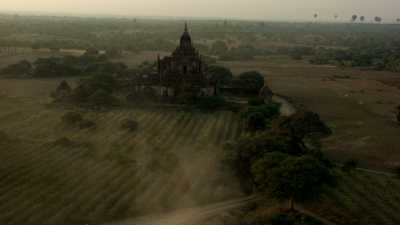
179,22,192,49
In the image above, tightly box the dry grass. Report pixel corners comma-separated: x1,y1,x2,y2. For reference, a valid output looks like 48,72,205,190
220,56,400,170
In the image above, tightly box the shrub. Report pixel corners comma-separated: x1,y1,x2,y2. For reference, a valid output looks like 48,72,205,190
61,112,95,129
62,112,83,126
121,119,139,132
341,159,358,173
78,120,96,129
246,112,267,131
394,166,400,179
51,80,72,101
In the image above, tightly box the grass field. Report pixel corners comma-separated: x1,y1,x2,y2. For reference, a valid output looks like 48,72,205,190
0,79,243,225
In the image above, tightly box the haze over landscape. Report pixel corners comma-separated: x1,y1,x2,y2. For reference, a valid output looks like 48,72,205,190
1,1,400,225
1,0,400,21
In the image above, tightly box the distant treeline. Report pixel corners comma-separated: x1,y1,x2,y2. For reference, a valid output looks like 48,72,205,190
1,14,400,56
309,41,400,72
0,51,127,78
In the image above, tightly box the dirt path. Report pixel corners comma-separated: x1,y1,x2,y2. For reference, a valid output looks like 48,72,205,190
103,196,258,225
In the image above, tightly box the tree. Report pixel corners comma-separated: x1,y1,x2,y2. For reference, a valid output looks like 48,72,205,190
1,60,32,76
395,166,400,179
243,104,281,131
374,16,382,23
208,65,233,94
397,18,400,23
223,133,297,192
51,80,72,101
342,158,358,173
351,15,358,22
252,155,334,211
360,16,365,22
313,13,318,20
272,111,332,145
238,71,265,93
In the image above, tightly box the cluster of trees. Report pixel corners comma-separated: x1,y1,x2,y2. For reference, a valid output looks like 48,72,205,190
310,43,400,72
225,109,335,211
208,66,267,96
1,51,127,78
53,74,120,108
242,100,281,132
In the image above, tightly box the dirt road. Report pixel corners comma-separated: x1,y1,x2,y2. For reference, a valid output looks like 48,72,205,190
103,196,258,225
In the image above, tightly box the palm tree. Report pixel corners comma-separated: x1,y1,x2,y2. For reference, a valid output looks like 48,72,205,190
351,14,358,22
360,16,365,22
374,16,382,23
314,13,318,20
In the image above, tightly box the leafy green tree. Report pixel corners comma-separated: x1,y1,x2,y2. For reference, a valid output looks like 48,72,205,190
341,159,358,173
208,65,233,95
224,133,298,192
252,155,334,210
242,103,281,132
208,65,233,85
238,71,265,93
272,110,331,150
360,16,365,22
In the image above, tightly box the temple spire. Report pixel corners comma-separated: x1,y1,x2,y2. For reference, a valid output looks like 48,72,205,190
184,22,188,32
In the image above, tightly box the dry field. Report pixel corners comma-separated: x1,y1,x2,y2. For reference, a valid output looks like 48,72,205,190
0,78,243,225
221,56,400,170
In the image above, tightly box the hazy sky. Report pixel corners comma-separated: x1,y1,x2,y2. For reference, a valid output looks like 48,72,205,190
1,0,400,21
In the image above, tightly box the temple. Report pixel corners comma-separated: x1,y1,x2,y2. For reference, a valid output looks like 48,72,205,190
157,23,213,96
131,23,213,98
